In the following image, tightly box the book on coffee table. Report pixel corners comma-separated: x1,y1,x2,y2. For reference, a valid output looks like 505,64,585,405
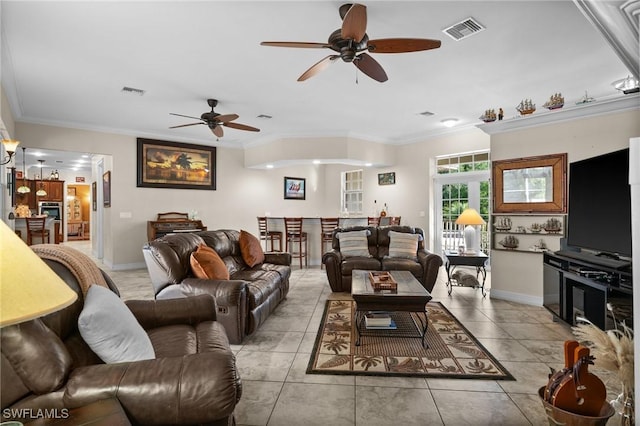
365,319,397,330
365,311,392,327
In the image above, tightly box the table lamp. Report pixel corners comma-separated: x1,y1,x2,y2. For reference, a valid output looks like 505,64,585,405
0,220,77,327
455,208,486,254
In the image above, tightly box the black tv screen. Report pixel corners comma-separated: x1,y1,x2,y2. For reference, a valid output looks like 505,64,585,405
567,148,632,257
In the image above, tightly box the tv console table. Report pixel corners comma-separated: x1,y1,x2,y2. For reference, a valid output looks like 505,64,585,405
542,250,632,330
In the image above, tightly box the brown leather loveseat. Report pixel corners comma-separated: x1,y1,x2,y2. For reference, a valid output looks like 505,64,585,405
322,225,442,292
1,245,241,426
143,229,291,344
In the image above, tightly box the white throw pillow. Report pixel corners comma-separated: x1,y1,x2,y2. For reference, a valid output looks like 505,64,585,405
78,285,155,363
337,230,371,258
388,231,419,260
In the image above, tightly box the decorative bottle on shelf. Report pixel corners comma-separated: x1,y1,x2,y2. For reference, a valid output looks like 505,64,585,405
380,203,387,217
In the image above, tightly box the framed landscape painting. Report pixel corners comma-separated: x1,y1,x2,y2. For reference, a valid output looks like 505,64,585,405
137,138,216,190
284,176,305,200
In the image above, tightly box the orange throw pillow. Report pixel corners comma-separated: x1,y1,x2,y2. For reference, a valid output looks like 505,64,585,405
190,244,229,280
239,230,265,268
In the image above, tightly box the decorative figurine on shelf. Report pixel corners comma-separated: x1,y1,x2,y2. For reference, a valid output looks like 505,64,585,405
543,93,564,110
498,108,504,120
479,109,497,122
516,99,536,115
576,90,596,105
380,203,388,217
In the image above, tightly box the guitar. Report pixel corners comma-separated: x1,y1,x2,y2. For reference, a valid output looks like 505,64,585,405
545,340,606,416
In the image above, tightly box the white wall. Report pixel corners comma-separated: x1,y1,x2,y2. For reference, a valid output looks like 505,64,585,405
490,108,640,304
11,120,491,269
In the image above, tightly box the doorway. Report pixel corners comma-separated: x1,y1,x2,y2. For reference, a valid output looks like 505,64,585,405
66,184,90,241
433,152,490,256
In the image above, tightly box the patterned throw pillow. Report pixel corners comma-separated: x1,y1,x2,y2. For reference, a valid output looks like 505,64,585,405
388,231,419,260
337,230,371,258
190,244,230,280
239,230,266,267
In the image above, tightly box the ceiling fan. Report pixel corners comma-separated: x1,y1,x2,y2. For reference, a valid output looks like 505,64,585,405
169,99,260,138
261,3,441,82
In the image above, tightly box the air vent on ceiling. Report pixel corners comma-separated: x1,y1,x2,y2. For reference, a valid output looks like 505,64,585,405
257,114,273,119
442,17,485,41
121,86,146,96
418,111,435,117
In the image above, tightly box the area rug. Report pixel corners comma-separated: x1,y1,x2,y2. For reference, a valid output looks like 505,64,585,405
307,300,514,380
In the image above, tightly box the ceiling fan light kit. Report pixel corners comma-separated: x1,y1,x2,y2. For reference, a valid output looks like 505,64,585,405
261,3,441,83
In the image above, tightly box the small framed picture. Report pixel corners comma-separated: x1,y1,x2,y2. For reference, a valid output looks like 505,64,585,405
378,172,396,185
103,171,111,208
284,176,305,200
92,181,97,211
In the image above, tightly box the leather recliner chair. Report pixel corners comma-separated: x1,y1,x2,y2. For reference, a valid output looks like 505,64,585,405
322,225,443,293
1,245,242,426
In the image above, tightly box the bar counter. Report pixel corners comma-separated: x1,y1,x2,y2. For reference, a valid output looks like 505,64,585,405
263,217,369,266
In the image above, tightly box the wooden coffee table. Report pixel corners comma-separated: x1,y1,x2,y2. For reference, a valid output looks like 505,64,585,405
351,270,432,348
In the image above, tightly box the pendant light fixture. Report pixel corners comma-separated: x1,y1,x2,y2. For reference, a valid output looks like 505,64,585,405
36,159,47,197
16,147,30,194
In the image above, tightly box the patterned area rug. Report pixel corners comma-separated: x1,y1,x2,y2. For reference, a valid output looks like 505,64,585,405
307,300,514,380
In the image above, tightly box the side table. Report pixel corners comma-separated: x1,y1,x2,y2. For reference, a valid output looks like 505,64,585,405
24,398,130,426
443,250,488,297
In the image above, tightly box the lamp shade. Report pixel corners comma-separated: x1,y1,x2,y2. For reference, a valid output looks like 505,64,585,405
0,220,77,327
2,139,20,154
455,208,486,225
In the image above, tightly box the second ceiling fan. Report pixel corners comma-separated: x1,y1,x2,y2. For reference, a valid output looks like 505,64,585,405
261,3,441,82
169,99,260,138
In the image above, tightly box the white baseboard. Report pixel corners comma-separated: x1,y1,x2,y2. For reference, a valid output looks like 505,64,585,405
490,289,543,306
109,261,147,271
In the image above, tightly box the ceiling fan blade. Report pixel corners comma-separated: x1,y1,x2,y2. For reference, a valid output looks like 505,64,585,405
212,126,224,138
169,122,205,129
215,114,239,123
170,112,202,120
354,53,388,82
261,41,330,49
368,38,442,53
224,122,260,132
341,3,367,42
298,55,339,81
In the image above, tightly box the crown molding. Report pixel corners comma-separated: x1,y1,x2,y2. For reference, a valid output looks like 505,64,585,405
477,93,639,135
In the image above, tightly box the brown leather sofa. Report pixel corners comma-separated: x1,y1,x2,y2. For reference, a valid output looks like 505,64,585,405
322,225,443,293
143,229,291,344
1,246,241,426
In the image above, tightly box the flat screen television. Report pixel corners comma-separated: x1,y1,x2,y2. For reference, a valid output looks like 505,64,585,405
566,148,632,258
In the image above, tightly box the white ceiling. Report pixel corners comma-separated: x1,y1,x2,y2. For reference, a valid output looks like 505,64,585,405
1,1,635,170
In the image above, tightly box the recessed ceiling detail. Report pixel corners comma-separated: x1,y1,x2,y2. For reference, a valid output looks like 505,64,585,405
442,17,485,41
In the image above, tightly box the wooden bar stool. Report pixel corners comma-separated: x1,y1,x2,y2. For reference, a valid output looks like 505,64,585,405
379,216,401,226
257,217,282,252
320,217,340,267
284,217,308,268
26,217,50,245
388,216,401,225
367,217,380,226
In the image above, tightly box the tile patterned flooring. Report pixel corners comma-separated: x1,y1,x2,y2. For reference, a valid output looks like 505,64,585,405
65,241,621,426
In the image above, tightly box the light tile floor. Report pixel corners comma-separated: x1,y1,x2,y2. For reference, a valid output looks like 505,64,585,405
64,241,621,425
